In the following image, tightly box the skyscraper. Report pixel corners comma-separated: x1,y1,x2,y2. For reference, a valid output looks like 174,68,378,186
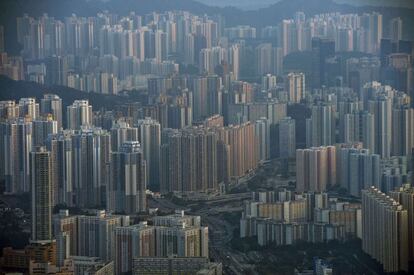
279,117,296,159
115,223,155,274
390,185,414,264
108,141,147,214
47,131,73,207
339,148,380,197
19,98,39,120
77,211,128,262
110,121,139,152
40,94,63,129
216,122,259,179
343,111,375,153
362,187,408,273
30,146,53,243
281,19,296,56
255,118,270,162
262,74,277,91
368,94,392,158
66,100,93,130
116,211,209,274
32,116,58,146
389,17,402,42
0,118,32,193
360,12,383,54
206,75,223,117
137,117,160,191
153,211,208,258
286,73,305,104
336,28,353,52
0,100,19,121
71,127,111,208
0,25,4,53
161,127,218,193
296,146,336,192
392,106,414,157
192,76,208,121
256,43,273,76
311,38,335,88
306,103,335,147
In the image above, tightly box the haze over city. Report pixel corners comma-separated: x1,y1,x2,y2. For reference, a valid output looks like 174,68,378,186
0,0,413,274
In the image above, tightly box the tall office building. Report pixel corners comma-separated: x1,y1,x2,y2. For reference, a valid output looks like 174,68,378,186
362,187,408,273
339,148,381,197
30,146,53,243
108,141,146,214
343,111,375,153
296,146,336,192
286,73,305,103
306,103,335,147
311,38,335,88
368,94,392,158
136,117,160,191
40,94,63,129
66,100,93,130
279,117,296,159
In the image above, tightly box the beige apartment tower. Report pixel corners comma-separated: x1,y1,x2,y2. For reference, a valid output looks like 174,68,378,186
362,187,408,273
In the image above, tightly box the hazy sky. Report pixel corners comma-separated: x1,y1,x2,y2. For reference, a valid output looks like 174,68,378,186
194,0,279,9
194,0,414,10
